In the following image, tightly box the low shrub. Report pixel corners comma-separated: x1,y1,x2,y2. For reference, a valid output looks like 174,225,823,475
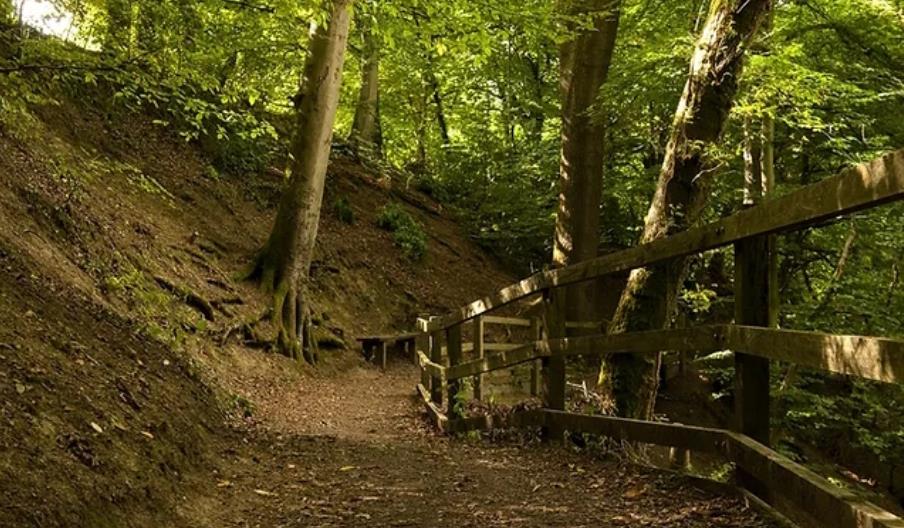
376,202,427,260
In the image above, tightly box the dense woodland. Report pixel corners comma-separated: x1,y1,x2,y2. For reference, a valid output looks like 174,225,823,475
3,0,904,524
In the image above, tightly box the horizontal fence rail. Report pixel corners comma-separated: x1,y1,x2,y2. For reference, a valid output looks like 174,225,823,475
442,325,904,384
429,148,904,332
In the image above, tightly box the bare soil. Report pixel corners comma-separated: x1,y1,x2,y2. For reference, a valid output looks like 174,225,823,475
184,360,781,528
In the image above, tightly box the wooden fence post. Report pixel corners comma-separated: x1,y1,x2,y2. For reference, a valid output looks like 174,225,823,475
541,287,567,441
416,318,430,389
446,324,463,416
734,233,777,494
530,316,541,397
473,316,485,402
430,327,444,406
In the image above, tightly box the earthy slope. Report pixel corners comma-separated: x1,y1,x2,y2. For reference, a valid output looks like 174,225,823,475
0,94,513,525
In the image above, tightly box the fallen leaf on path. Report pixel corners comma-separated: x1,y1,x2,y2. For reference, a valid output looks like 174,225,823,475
90,422,104,434
217,480,232,488
253,489,278,497
623,486,646,499
339,465,357,472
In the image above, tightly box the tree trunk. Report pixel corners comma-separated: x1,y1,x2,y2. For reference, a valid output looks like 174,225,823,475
553,0,621,326
248,0,352,362
525,56,547,144
743,116,763,206
425,56,450,145
601,0,773,420
349,13,382,157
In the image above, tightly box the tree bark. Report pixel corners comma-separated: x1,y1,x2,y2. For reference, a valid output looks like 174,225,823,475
349,12,382,157
601,0,773,420
248,0,352,361
425,55,450,145
553,0,621,326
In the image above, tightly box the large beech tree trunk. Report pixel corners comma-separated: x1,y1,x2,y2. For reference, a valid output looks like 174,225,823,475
553,0,621,325
349,12,382,157
602,0,772,419
249,0,352,362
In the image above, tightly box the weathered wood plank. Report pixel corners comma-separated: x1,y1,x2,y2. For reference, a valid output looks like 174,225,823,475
429,149,904,331
416,332,430,388
727,326,904,384
541,326,727,358
540,410,728,454
530,317,542,397
542,288,567,421
444,324,904,384
356,332,419,343
734,235,774,448
417,350,445,381
448,343,537,380
565,321,604,330
416,383,448,432
446,326,729,381
446,324,463,415
429,328,444,404
483,315,532,327
446,409,545,434
484,343,525,352
473,316,485,402
726,432,904,528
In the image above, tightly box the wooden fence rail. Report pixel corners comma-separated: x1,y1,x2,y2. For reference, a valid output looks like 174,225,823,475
442,325,904,384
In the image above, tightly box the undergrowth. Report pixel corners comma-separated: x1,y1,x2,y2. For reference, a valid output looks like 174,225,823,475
376,202,427,260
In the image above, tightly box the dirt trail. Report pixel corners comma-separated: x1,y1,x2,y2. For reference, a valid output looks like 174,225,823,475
186,357,780,528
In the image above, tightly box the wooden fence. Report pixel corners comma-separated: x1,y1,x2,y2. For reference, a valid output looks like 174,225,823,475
413,149,904,528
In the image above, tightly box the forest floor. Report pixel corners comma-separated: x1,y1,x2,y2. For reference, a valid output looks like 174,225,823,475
180,359,781,528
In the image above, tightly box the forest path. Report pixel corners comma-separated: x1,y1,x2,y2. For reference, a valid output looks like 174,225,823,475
186,359,780,527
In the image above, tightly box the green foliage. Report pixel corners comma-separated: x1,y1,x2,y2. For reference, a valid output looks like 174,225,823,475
334,196,355,224
779,373,904,466
376,202,427,260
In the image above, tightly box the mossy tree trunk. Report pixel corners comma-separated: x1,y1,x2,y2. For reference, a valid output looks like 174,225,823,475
601,0,773,420
349,9,382,157
554,0,621,325
249,0,352,362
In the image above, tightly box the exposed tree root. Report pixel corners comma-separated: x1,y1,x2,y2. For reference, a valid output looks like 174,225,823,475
241,252,319,365
220,308,271,346
153,274,216,321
